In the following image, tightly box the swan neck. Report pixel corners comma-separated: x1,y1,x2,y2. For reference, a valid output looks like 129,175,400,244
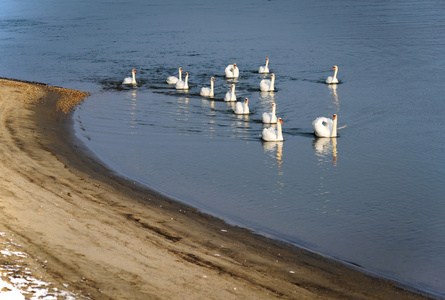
179,69,182,81
265,60,269,68
270,76,275,90
277,121,282,139
272,105,276,115
331,117,338,137
333,68,338,80
132,72,136,83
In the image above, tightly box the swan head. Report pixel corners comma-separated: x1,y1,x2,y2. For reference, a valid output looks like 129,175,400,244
179,67,183,71
132,69,136,73
333,114,337,120
185,72,189,77
332,65,338,70
244,97,248,103
271,103,275,108
278,118,283,124
271,73,274,78
266,58,269,62
233,63,237,69
211,77,215,82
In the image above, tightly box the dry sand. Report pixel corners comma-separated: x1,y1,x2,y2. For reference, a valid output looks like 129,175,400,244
0,78,433,299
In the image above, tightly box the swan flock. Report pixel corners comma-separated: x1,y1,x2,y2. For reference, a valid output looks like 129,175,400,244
122,63,342,143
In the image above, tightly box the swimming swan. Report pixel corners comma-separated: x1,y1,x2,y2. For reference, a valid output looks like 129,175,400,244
260,73,275,92
234,98,249,115
176,72,189,90
122,69,137,85
262,118,283,142
326,65,339,84
259,58,269,74
200,77,215,97
225,63,239,78
312,114,338,137
262,103,277,124
224,84,237,101
167,67,182,84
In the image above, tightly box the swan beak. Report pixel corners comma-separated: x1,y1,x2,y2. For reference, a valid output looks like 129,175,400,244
332,67,336,70
279,119,283,124
333,114,337,119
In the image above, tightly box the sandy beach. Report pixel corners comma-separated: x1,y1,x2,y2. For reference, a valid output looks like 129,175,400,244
0,78,432,299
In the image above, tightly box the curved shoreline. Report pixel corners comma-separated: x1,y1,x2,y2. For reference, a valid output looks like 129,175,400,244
0,78,434,299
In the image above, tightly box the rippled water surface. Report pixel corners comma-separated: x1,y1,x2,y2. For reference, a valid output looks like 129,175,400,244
1,0,445,297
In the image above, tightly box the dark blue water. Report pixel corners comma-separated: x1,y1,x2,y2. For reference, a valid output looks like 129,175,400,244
1,0,445,297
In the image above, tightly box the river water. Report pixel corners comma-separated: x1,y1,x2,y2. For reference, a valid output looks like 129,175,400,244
1,0,444,297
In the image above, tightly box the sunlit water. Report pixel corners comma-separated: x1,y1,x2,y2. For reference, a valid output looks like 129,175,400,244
1,0,445,297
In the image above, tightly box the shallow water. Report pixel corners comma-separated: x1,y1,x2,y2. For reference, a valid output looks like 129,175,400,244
1,0,445,297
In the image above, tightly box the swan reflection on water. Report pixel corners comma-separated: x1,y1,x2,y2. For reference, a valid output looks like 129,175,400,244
313,137,338,165
259,90,276,103
327,83,340,112
262,141,284,170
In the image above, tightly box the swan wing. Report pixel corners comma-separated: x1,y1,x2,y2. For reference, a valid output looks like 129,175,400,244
262,112,271,123
262,127,277,141
234,102,243,114
200,87,210,97
260,79,271,92
167,76,178,84
122,77,132,84
312,117,333,137
259,66,269,74
175,80,184,89
225,65,234,77
224,91,231,101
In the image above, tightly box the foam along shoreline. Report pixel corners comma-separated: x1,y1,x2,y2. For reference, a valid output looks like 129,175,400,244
0,78,433,299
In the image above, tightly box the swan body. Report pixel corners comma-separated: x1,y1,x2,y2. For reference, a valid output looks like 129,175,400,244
262,118,283,142
225,63,239,78
224,84,237,101
234,98,249,115
312,114,338,137
200,77,215,97
260,73,275,92
326,65,339,84
176,72,189,90
262,103,277,124
167,67,183,84
259,58,269,74
122,69,137,85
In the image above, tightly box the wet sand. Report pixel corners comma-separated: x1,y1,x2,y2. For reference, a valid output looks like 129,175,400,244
0,78,433,299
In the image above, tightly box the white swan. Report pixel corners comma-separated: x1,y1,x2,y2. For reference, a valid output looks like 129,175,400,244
260,73,275,92
234,98,249,115
326,65,339,84
200,77,215,97
225,63,239,78
262,103,277,124
122,69,137,85
167,67,182,84
312,114,338,137
259,58,269,74
224,84,237,101
176,72,189,90
262,118,283,142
